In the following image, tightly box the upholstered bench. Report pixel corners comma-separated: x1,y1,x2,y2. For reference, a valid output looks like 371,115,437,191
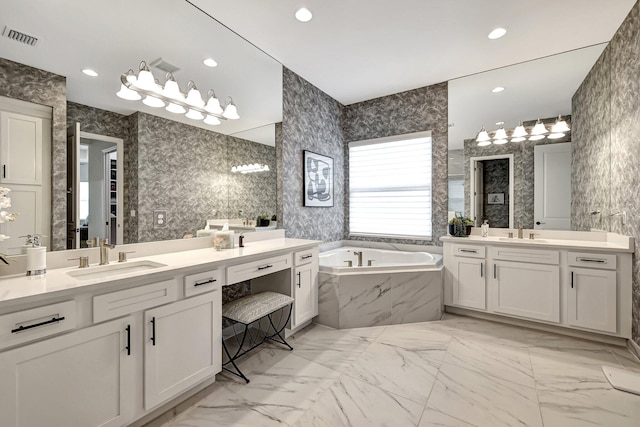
221,291,294,383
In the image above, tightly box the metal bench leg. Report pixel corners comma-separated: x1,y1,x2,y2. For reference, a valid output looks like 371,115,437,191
221,323,251,383
265,304,293,351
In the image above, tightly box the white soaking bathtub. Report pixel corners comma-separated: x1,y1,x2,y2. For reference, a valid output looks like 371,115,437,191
317,246,443,329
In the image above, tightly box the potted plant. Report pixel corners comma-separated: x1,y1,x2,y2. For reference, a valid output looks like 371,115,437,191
256,215,270,227
448,216,474,237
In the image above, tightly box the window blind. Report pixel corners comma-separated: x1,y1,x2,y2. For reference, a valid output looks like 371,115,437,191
349,135,432,238
448,177,464,215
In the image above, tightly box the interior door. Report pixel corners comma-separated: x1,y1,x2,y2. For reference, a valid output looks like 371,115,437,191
474,161,484,226
67,123,80,248
534,143,571,230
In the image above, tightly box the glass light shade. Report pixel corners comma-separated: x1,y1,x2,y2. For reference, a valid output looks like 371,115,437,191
205,95,223,114
204,115,221,125
548,132,566,139
185,109,204,120
510,137,526,143
263,165,270,171
551,115,571,133
494,127,507,140
222,101,240,120
162,79,182,100
142,95,165,108
125,73,137,84
531,119,548,135
529,134,546,141
185,87,205,107
476,127,490,143
493,139,508,145
512,123,528,138
135,68,156,91
116,84,141,101
166,103,186,114
477,140,492,147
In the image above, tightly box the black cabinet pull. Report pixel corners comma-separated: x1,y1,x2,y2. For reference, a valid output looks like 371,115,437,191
480,263,483,278
2,165,5,178
257,264,273,271
577,257,606,264
125,324,131,356
460,249,478,254
571,271,574,289
493,264,497,279
150,317,156,346
11,316,65,334
194,278,216,287
301,254,313,259
297,271,301,288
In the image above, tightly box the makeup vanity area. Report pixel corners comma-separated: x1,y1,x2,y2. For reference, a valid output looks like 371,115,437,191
0,230,319,427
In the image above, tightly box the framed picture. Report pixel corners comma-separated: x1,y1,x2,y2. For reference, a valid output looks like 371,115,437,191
303,150,334,207
487,193,505,205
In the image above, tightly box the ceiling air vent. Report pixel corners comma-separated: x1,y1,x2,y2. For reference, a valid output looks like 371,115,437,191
149,58,180,74
2,26,39,47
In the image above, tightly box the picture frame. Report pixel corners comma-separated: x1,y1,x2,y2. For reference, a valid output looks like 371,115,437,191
303,150,334,207
487,193,505,205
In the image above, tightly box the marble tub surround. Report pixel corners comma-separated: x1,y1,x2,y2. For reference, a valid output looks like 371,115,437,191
152,315,640,427
319,239,443,255
442,229,634,252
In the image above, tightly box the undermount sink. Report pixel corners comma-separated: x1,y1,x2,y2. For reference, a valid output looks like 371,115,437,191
66,260,167,280
498,237,548,243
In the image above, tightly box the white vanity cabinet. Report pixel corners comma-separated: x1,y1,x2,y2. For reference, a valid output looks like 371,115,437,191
292,248,319,328
0,316,135,427
144,290,221,410
447,244,486,310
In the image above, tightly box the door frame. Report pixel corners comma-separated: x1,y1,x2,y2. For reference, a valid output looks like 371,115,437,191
469,154,514,229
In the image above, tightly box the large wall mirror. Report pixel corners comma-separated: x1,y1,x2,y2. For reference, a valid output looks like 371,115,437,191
447,43,609,231
0,0,282,252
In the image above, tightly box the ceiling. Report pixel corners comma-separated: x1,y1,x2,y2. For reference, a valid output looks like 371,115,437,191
193,0,635,106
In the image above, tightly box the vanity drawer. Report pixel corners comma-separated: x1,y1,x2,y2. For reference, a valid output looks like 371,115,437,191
294,248,318,266
568,252,616,270
451,244,485,258
227,253,292,284
184,269,224,297
0,301,76,350
93,279,178,323
492,246,559,265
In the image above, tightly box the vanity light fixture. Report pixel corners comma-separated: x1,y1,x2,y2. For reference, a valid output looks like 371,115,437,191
488,28,507,40
551,114,571,133
530,118,549,136
476,126,491,145
82,68,98,77
295,7,313,22
231,164,270,174
510,137,527,143
512,122,528,138
494,125,507,140
547,133,566,139
116,60,240,125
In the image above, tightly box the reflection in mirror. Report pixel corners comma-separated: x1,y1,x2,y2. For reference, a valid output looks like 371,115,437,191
0,0,283,250
448,45,608,230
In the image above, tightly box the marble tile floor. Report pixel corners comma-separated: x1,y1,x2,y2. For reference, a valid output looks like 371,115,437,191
150,314,640,427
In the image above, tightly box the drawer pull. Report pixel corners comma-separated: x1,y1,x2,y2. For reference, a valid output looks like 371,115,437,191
11,316,65,334
301,254,313,259
571,271,574,289
297,271,301,288
125,324,131,356
194,278,216,287
460,249,478,254
480,263,483,278
257,264,273,271
493,264,497,279
577,257,606,264
150,317,156,346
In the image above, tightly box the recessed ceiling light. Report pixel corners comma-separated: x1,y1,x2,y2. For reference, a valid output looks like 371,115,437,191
295,7,313,22
203,58,218,68
492,86,505,93
488,28,507,40
82,69,98,77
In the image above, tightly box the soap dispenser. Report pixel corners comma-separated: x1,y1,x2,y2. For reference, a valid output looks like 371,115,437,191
481,220,490,237
26,234,46,276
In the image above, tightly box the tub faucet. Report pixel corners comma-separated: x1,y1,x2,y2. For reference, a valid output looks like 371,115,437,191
353,251,363,267
517,224,524,239
99,238,115,265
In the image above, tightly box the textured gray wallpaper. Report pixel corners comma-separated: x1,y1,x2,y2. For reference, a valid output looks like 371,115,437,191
342,82,449,245
67,101,127,139
572,1,640,345
124,114,139,244
0,58,67,250
281,67,345,242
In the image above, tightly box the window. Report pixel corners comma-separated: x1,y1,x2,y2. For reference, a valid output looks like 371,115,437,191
349,132,432,239
448,176,464,216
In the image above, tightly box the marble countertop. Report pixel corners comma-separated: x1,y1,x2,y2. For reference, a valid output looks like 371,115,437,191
440,233,634,253
0,238,320,308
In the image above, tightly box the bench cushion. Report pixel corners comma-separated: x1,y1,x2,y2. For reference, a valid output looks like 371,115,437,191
222,291,294,324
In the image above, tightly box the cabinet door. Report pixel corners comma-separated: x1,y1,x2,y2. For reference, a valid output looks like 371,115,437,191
0,111,42,185
492,261,559,323
144,290,221,410
293,260,318,328
0,317,134,427
452,257,486,310
568,267,617,333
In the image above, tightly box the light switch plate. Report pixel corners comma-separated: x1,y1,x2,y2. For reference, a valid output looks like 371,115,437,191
153,210,167,228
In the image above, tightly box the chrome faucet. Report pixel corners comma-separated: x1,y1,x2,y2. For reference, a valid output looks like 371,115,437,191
99,238,115,265
353,251,363,267
517,224,524,239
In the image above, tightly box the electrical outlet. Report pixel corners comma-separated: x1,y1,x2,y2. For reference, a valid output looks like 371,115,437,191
153,210,167,228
